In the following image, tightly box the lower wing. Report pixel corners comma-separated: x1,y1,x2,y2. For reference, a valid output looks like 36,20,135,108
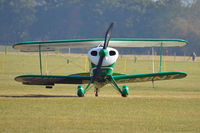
15,71,187,86
15,74,91,85
112,71,187,84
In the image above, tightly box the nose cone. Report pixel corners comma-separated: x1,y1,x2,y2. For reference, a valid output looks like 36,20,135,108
88,47,119,66
99,49,108,57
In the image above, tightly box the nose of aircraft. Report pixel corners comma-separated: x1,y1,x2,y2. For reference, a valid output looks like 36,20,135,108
88,47,119,67
99,49,108,57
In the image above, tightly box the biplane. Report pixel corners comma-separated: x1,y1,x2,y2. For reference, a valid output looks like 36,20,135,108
13,23,188,97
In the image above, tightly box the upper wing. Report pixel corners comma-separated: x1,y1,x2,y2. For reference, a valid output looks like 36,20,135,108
15,75,91,85
113,71,187,84
13,38,188,52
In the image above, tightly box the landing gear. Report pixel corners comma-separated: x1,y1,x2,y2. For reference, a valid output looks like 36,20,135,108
95,88,99,97
46,85,53,89
108,76,129,97
77,85,84,97
121,85,129,97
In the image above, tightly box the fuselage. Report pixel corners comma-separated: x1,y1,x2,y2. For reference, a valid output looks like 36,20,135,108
88,47,119,88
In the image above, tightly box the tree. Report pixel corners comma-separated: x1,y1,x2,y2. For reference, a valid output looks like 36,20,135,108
0,0,37,43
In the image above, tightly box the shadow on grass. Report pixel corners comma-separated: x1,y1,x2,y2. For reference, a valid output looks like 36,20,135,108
0,94,78,98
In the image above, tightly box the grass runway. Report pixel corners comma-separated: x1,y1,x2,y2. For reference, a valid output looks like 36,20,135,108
0,53,200,133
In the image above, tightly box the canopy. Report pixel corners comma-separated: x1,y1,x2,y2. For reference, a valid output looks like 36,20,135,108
13,38,188,52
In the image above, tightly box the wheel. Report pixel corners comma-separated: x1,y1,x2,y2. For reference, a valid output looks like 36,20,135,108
77,85,84,97
95,92,98,97
46,85,53,89
95,88,98,97
122,93,127,97
122,85,129,97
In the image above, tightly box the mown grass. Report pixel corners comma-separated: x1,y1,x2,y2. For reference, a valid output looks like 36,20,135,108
0,52,200,133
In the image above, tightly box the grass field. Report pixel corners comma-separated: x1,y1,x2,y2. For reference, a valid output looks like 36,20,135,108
0,52,200,133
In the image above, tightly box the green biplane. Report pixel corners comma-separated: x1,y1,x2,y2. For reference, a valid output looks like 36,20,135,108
13,23,188,97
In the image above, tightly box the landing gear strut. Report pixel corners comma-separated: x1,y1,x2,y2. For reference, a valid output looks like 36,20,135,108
95,88,99,97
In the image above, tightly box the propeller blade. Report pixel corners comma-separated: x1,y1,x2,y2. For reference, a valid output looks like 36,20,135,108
91,56,104,83
103,23,114,49
91,23,114,83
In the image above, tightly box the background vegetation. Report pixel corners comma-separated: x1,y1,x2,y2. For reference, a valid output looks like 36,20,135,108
0,0,200,55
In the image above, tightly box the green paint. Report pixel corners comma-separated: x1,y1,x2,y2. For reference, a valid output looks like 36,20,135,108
84,79,93,93
160,43,163,72
15,75,91,80
14,38,188,46
109,76,122,94
77,85,84,97
122,85,129,96
113,71,187,83
99,49,108,57
91,63,115,76
13,38,188,52
92,68,113,76
112,72,127,76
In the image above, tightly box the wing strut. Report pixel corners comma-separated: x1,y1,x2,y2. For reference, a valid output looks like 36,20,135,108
39,45,43,75
152,43,163,88
160,43,163,72
152,47,155,73
152,42,163,73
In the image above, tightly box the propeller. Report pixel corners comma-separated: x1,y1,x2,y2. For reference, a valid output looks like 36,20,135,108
91,23,114,83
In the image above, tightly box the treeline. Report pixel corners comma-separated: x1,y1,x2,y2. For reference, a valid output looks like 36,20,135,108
0,0,199,55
